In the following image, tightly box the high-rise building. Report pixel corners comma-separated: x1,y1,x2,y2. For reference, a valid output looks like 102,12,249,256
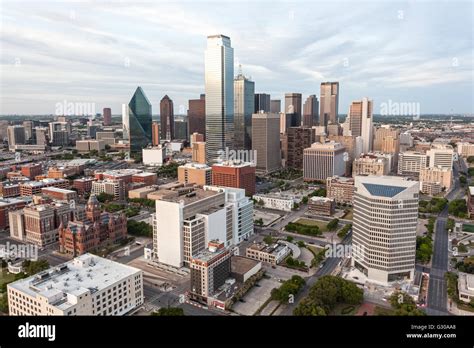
303,141,345,181
178,163,212,186
427,145,454,169
205,35,234,164
270,99,281,113
123,86,152,154
373,127,400,154
152,122,160,146
35,127,48,146
7,125,26,151
174,118,188,141
192,142,206,164
279,112,291,134
347,98,373,153
7,254,143,316
286,127,314,169
320,82,339,126
303,95,319,127
252,112,281,174
254,93,271,113
419,166,453,193
22,121,34,142
48,121,70,146
352,176,419,284
103,107,112,126
285,93,302,127
188,94,206,138
398,151,428,177
212,160,256,196
457,142,474,158
234,73,255,150
160,95,174,141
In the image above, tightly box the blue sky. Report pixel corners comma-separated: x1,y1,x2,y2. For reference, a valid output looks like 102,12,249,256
1,0,473,115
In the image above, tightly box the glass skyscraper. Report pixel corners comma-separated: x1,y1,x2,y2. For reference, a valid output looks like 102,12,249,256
205,35,234,164
123,86,152,154
234,73,255,150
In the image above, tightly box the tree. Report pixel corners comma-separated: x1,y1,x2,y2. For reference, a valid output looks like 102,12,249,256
151,307,184,316
127,220,153,237
389,291,425,316
302,196,308,204
297,240,305,248
326,218,339,231
263,235,274,245
271,275,305,303
448,199,468,218
22,259,49,275
97,192,114,203
286,236,294,243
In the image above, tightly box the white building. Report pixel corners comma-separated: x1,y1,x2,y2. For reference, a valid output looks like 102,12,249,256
458,272,474,303
152,185,253,268
252,193,296,212
303,141,345,181
457,142,474,158
352,176,419,285
142,146,166,166
398,151,428,177
427,145,454,169
7,254,143,316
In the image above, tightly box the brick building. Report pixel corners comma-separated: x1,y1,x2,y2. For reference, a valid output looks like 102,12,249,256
212,160,255,196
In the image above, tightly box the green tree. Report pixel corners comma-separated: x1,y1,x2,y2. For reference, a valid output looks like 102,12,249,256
326,218,339,231
389,291,425,316
263,235,274,245
97,192,114,203
151,307,184,316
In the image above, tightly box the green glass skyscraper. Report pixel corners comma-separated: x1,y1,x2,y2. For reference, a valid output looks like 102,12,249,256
123,86,152,154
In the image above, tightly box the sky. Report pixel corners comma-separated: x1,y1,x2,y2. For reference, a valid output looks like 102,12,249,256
1,0,473,115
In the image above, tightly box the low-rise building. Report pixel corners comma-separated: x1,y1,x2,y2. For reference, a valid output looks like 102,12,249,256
41,187,78,202
91,180,125,201
0,181,20,198
458,272,474,303
19,179,69,196
73,177,96,195
143,146,166,166
245,242,290,265
7,254,143,316
252,193,295,212
326,176,355,204
308,196,335,216
419,166,452,193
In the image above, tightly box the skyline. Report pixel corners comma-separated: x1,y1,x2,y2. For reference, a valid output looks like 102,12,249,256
1,0,473,115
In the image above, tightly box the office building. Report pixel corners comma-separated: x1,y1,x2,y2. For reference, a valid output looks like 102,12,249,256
234,73,255,150
49,121,70,146
205,35,234,164
19,179,69,196
352,176,419,284
254,93,271,113
353,153,390,177
252,112,281,174
457,142,474,158
91,180,125,201
73,177,96,195
7,126,26,151
192,142,206,164
188,94,206,138
76,140,105,153
347,98,373,153
398,151,428,177
373,127,400,154
160,95,174,141
285,93,302,126
427,145,454,169
103,107,112,126
152,122,160,146
286,127,314,169
21,163,42,180
319,82,339,125
35,127,48,146
270,99,281,113
303,95,319,127
419,166,453,192
326,176,354,204
174,119,188,141
178,163,212,186
308,196,335,216
303,141,346,181
142,146,166,167
246,241,291,265
7,254,143,316
212,160,255,196
123,86,152,154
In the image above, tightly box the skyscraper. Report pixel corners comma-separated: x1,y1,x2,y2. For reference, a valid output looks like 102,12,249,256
254,93,271,113
303,141,345,181
205,35,234,164
123,86,152,154
252,112,281,174
285,93,302,127
270,99,281,113
320,82,339,126
286,126,314,169
160,95,174,141
348,97,373,154
352,176,419,284
303,95,319,127
188,94,206,138
7,126,26,151
103,107,112,126
234,73,255,150
152,121,160,146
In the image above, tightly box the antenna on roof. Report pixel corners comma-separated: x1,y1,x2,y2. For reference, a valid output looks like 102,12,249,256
238,64,243,76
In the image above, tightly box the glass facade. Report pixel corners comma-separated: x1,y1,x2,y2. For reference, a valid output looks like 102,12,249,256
234,74,255,150
127,86,152,154
205,35,234,164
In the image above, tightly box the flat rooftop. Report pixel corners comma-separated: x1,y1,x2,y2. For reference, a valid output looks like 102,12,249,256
160,187,221,205
41,187,76,194
8,254,141,311
231,256,260,275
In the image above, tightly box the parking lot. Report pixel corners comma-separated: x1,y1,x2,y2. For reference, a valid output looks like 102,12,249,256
232,277,280,316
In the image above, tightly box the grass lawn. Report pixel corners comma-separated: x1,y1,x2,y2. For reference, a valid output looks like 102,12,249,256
342,209,353,220
0,270,16,289
295,218,328,232
307,245,324,255
462,224,474,233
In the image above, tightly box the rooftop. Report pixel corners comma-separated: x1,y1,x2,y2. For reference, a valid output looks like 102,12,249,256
231,256,260,275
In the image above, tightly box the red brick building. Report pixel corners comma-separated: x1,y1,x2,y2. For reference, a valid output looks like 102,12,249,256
0,182,20,198
132,172,157,186
41,187,78,202
0,198,26,230
59,195,127,256
20,179,69,196
21,163,43,180
212,161,256,196
72,177,96,195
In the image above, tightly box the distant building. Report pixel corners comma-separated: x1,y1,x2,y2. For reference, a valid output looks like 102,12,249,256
347,97,373,153
285,93,302,126
353,153,390,177
286,127,314,169
419,166,452,193
73,177,96,195
303,95,319,127
254,93,271,113
188,94,206,138
123,86,152,154
398,151,428,177
192,142,206,164
7,254,143,316
234,73,255,150
20,179,69,196
252,112,281,174
457,142,474,158
142,146,166,167
41,187,78,202
21,163,42,179
270,99,281,113
103,107,112,126
319,82,339,126
7,125,26,151
427,145,454,169
76,140,105,153
152,121,160,146
91,180,125,201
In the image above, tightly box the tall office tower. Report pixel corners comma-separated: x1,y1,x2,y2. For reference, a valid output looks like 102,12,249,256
193,142,206,164
285,93,302,126
254,93,271,112
327,123,341,136
234,73,255,150
270,99,281,113
160,95,174,141
0,120,9,141
352,176,419,284
7,126,26,151
303,141,345,181
398,151,428,177
188,94,206,138
427,145,454,169
205,35,234,164
279,112,291,134
48,121,70,146
123,86,152,154
373,127,400,153
174,118,188,141
286,127,314,169
103,107,112,126
328,134,356,176
35,127,48,146
252,112,281,174
212,160,256,196
152,121,160,146
347,97,373,153
22,121,34,142
303,95,319,127
319,82,339,126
